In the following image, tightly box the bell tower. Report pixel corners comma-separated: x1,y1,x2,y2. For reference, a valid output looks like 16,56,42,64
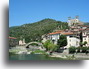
68,16,71,27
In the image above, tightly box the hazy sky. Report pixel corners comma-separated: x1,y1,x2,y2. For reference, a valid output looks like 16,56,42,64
9,0,89,27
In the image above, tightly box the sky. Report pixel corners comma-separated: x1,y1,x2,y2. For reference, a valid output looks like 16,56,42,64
9,0,89,27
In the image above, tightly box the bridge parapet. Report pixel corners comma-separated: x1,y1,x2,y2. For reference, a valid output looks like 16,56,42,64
25,42,43,47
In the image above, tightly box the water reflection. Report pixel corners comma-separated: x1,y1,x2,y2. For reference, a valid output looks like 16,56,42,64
9,54,63,60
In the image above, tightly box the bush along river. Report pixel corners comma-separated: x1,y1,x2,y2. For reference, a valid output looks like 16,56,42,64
9,46,64,60
9,46,89,60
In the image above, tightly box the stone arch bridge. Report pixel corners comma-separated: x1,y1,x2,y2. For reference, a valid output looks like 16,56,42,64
24,42,45,50
25,42,43,48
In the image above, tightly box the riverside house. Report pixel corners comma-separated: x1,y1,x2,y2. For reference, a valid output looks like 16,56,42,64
46,30,80,48
48,30,64,44
9,37,18,47
60,31,80,48
82,28,89,47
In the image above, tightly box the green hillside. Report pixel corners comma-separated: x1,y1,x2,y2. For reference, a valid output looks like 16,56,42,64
9,18,69,43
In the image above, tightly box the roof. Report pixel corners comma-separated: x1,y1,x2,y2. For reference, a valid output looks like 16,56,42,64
79,29,84,31
86,28,89,30
60,32,74,35
80,28,89,32
81,25,89,27
48,30,75,35
9,37,17,39
48,30,64,35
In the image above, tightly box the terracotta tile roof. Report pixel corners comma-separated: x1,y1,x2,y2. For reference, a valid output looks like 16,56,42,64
79,29,83,31
48,30,64,35
82,25,89,27
48,30,74,35
86,28,89,31
60,32,74,35
81,28,89,31
9,37,17,39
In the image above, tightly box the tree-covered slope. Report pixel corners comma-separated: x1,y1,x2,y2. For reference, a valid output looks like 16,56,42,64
9,18,69,43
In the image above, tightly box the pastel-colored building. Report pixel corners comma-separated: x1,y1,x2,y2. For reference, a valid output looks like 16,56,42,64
19,39,26,45
48,30,64,44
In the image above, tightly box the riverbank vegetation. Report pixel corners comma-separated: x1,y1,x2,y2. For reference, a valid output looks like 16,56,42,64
30,50,48,55
69,46,89,54
57,35,67,49
43,40,58,54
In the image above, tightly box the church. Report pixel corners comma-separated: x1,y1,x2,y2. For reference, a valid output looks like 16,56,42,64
67,16,83,27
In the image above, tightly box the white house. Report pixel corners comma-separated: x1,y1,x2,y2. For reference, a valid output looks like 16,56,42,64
48,30,64,44
82,28,89,47
60,31,80,48
66,36,80,48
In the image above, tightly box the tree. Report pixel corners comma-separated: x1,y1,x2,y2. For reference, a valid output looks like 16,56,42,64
57,35,67,48
69,46,76,54
83,41,87,46
43,40,57,54
80,32,83,47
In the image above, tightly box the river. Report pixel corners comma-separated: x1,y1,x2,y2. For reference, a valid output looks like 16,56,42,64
9,54,63,60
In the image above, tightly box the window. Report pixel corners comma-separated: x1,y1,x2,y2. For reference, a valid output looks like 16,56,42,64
76,41,78,45
85,38,86,40
70,39,71,42
84,32,86,35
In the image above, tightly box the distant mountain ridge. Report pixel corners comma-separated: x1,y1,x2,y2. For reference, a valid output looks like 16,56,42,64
9,18,69,43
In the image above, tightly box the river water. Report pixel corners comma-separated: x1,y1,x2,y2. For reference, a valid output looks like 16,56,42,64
9,54,63,60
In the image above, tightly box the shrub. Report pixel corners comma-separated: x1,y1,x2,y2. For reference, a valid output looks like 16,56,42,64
81,47,87,53
57,35,67,47
87,47,89,53
83,41,87,46
69,46,76,54
30,50,48,55
43,40,57,52
76,47,81,53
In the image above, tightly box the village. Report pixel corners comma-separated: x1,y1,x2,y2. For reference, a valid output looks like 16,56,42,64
42,16,89,48
9,16,89,60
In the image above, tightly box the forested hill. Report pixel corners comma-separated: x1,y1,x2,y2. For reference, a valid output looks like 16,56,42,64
9,18,69,43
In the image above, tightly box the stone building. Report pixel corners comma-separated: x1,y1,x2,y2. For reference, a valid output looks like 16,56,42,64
67,16,83,27
9,37,18,47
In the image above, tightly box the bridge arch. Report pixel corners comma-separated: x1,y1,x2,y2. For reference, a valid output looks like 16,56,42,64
25,42,43,47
